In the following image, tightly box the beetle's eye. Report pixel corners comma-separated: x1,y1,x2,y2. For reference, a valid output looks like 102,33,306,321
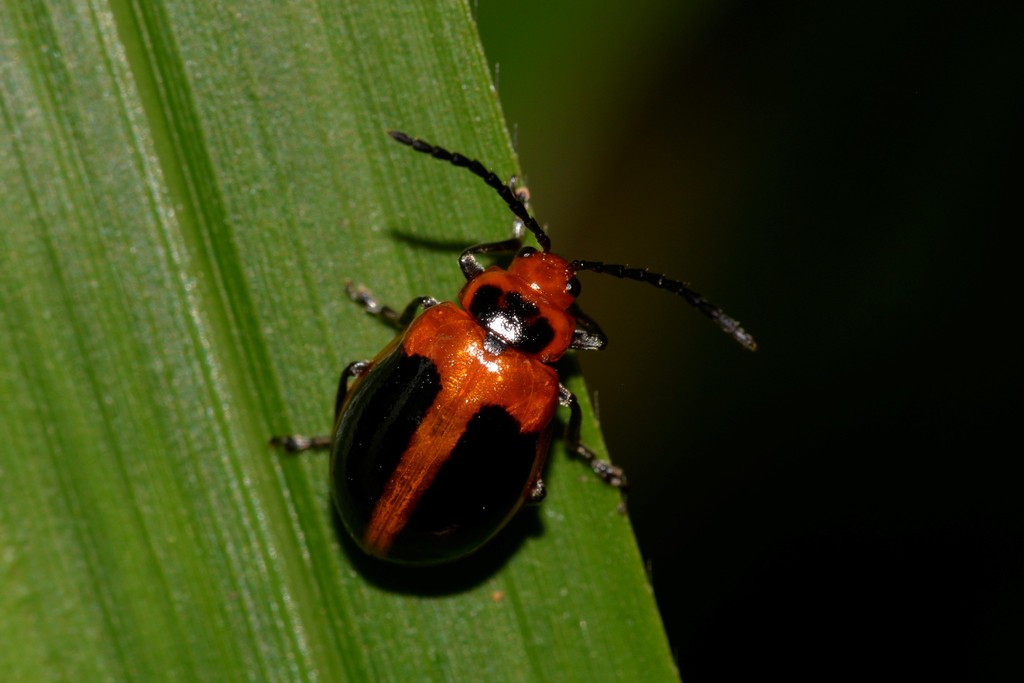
517,246,537,258
566,277,582,298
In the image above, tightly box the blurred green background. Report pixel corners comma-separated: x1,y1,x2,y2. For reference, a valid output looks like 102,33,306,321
477,1,1019,680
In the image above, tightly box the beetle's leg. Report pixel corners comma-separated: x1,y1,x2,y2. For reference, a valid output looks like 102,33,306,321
559,384,628,491
569,304,608,351
507,176,530,241
526,477,547,505
270,360,372,452
334,360,372,420
270,433,332,452
508,175,530,206
459,238,523,280
459,177,533,279
394,296,439,327
346,282,438,329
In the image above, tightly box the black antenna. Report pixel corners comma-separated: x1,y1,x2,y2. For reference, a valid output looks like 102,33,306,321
389,131,754,350
571,260,757,351
388,131,552,252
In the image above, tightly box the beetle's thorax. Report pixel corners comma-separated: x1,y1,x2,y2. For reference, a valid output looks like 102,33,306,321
458,252,577,363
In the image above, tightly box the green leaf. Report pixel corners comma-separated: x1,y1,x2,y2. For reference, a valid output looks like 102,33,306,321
0,1,678,680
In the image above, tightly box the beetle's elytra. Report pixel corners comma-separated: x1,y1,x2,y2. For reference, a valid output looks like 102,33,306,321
272,131,755,565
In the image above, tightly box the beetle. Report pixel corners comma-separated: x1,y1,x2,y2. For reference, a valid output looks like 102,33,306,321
272,131,755,565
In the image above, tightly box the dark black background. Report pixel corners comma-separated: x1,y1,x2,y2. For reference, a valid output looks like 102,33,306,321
479,2,1021,680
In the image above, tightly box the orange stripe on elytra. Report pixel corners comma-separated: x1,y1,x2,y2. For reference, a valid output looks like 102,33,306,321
362,398,467,555
363,317,482,555
362,305,558,556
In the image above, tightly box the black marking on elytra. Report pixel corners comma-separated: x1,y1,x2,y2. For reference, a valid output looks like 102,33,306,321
390,405,541,562
332,352,442,528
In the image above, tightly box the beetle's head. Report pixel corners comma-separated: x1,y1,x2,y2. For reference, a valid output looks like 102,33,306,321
505,247,580,311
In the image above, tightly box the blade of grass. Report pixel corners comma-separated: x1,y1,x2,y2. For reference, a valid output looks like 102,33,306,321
0,0,678,680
